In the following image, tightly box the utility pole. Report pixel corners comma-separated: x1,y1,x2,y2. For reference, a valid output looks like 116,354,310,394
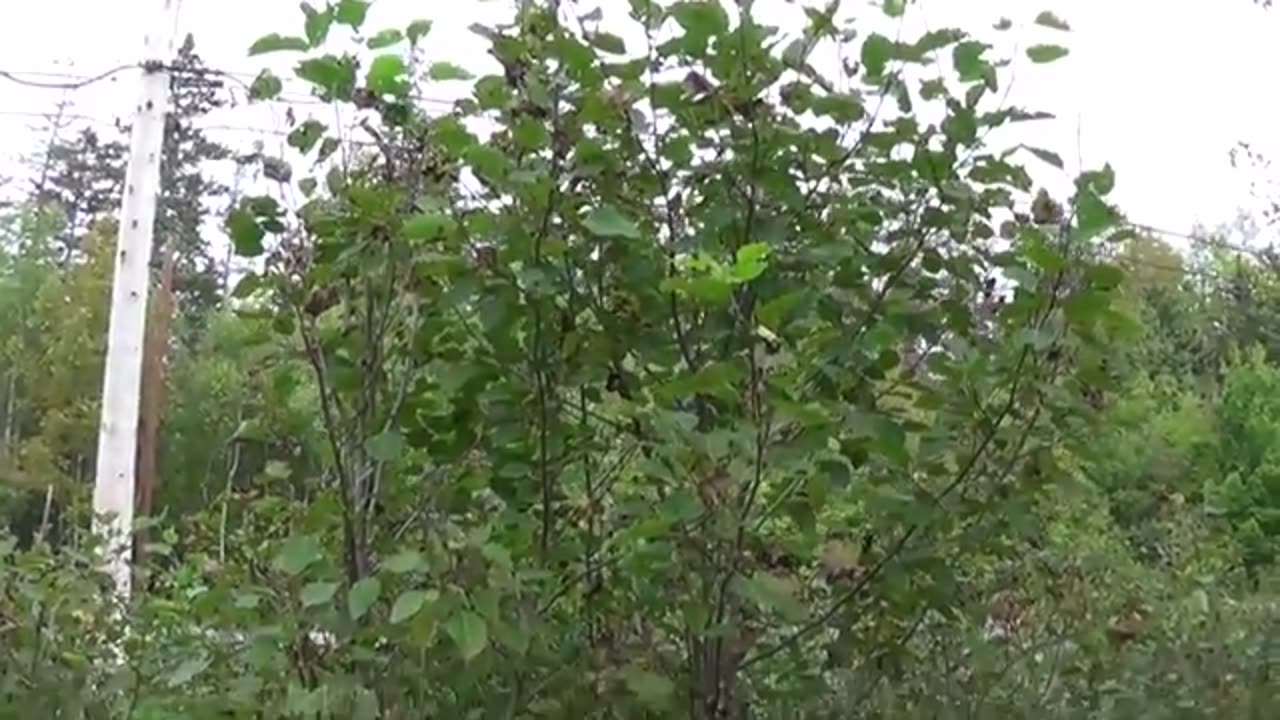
92,0,178,605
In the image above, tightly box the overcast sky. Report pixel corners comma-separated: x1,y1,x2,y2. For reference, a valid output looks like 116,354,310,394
2,0,1278,248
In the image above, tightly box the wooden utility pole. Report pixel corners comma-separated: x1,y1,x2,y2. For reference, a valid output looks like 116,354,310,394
92,0,178,605
134,234,176,567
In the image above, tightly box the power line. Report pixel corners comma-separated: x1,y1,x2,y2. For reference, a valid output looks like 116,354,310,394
0,64,461,108
0,109,294,136
0,66,135,90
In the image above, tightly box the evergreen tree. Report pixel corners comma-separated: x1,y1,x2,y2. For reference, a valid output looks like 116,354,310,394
156,33,233,329
31,127,126,259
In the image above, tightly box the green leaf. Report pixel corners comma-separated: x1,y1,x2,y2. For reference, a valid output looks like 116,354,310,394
1064,289,1110,326
1034,11,1071,31
861,33,893,78
1075,190,1118,238
231,273,262,299
911,28,965,55
882,0,906,17
302,2,333,47
334,0,370,28
300,581,339,608
622,665,674,707
287,119,327,154
406,19,433,44
1023,234,1066,273
273,535,322,576
249,70,283,100
165,655,210,688
810,93,866,123
296,54,356,100
587,31,626,54
348,577,381,620
994,17,1013,30
249,33,310,55
261,157,292,184
583,205,641,239
390,590,429,623
318,137,342,164
366,429,405,462
512,117,550,150
952,41,989,82
1078,163,1116,195
426,61,474,82
1026,44,1069,63
729,242,770,283
670,1,729,37
226,208,265,257
1086,262,1125,291
382,550,425,574
733,571,808,622
366,29,405,50
1023,146,1064,169
943,108,977,144
782,38,814,67
367,54,409,96
403,212,457,241
444,611,489,661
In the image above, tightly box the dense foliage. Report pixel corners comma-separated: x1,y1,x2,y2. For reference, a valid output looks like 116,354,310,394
0,2,1277,718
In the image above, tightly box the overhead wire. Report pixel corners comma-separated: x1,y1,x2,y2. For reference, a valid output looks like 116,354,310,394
0,64,461,108
0,66,136,90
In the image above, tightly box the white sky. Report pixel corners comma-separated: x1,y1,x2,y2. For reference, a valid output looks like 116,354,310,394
2,0,1278,249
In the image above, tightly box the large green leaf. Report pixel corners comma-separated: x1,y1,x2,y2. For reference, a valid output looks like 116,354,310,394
273,535,322,576
1026,44,1069,63
366,29,405,50
1035,11,1071,31
300,581,339,608
952,41,989,82
302,2,332,47
444,611,489,661
670,1,729,37
164,655,210,688
861,33,894,78
733,571,809,622
390,590,429,623
382,550,425,574
348,577,381,620
367,54,409,96
249,33,310,55
226,208,265,257
402,212,457,241
287,119,327,154
587,31,627,54
583,205,641,239
366,429,405,462
406,19,433,43
249,70,283,100
427,62,474,82
296,54,357,99
334,0,370,28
